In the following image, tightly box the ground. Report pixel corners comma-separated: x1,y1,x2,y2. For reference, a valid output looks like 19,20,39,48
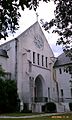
0,112,72,120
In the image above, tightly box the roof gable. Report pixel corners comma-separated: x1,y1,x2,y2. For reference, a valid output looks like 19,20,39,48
54,53,72,67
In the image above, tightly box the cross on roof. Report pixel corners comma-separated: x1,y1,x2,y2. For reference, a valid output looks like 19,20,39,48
36,12,39,21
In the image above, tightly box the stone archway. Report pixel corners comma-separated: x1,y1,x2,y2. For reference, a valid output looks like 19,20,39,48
34,75,45,102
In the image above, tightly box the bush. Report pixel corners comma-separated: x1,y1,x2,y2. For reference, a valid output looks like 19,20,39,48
0,66,19,113
44,102,56,113
42,105,45,112
69,102,72,111
21,103,32,113
0,79,19,113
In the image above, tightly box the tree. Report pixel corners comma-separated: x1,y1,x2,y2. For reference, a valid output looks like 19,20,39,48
0,0,21,40
4,79,18,112
0,66,19,113
0,0,50,40
69,102,72,111
0,0,72,55
41,0,72,58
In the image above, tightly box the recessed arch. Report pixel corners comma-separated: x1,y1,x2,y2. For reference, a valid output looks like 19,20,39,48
34,74,45,102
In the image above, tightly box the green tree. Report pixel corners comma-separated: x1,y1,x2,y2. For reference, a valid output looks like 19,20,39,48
0,0,50,40
0,66,19,113
41,0,72,58
69,102,72,111
4,80,18,112
0,78,6,113
0,0,72,54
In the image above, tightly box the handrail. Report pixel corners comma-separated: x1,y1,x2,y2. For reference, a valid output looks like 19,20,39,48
32,97,48,103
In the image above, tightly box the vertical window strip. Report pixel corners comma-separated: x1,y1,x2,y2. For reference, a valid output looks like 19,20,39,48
59,68,62,74
33,52,35,63
61,89,63,96
37,54,40,65
29,61,32,72
46,57,48,67
61,89,64,102
71,88,72,97
48,87,50,101
42,55,44,66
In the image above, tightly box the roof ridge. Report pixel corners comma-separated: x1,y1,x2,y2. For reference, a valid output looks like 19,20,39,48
0,21,38,47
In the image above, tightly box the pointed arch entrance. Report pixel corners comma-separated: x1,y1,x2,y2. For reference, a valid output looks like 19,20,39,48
34,75,46,102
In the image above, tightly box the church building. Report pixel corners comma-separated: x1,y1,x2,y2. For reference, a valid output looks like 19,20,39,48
0,22,71,112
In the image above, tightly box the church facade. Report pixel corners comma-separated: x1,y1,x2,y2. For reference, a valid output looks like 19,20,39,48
0,22,71,112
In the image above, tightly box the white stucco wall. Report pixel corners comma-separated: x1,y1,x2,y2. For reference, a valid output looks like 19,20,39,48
0,40,16,80
0,56,8,72
17,22,55,103
55,66,72,100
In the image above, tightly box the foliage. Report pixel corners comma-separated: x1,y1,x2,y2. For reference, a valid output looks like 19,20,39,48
0,0,21,40
44,102,57,113
0,66,19,113
41,0,72,57
0,0,50,40
69,102,72,111
41,0,72,44
0,79,19,113
0,0,72,57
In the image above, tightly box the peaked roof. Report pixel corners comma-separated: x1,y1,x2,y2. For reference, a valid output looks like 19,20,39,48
17,21,39,38
54,53,72,67
0,21,54,57
0,21,39,46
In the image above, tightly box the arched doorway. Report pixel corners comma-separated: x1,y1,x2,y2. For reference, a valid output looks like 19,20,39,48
34,75,45,102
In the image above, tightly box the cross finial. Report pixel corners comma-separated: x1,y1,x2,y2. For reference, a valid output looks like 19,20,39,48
36,12,39,21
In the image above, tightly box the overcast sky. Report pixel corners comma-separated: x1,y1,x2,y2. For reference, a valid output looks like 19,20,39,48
0,1,63,57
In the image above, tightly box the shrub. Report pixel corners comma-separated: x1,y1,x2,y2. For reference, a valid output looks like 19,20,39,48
69,102,72,111
0,66,19,113
21,103,32,113
42,105,45,112
0,79,19,113
45,102,56,113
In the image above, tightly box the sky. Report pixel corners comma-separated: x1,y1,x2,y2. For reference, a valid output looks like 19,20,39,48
0,1,63,57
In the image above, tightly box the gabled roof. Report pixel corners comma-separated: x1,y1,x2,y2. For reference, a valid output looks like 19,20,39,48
0,22,38,47
0,21,54,56
54,53,72,67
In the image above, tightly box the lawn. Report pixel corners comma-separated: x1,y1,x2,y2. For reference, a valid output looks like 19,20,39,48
0,116,72,120
0,113,72,120
0,112,42,117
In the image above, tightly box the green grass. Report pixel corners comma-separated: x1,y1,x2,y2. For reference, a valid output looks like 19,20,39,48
0,113,72,120
0,117,50,120
0,116,72,120
0,118,47,120
0,112,41,116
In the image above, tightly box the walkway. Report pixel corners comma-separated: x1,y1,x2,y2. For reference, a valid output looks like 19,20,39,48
0,112,69,118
